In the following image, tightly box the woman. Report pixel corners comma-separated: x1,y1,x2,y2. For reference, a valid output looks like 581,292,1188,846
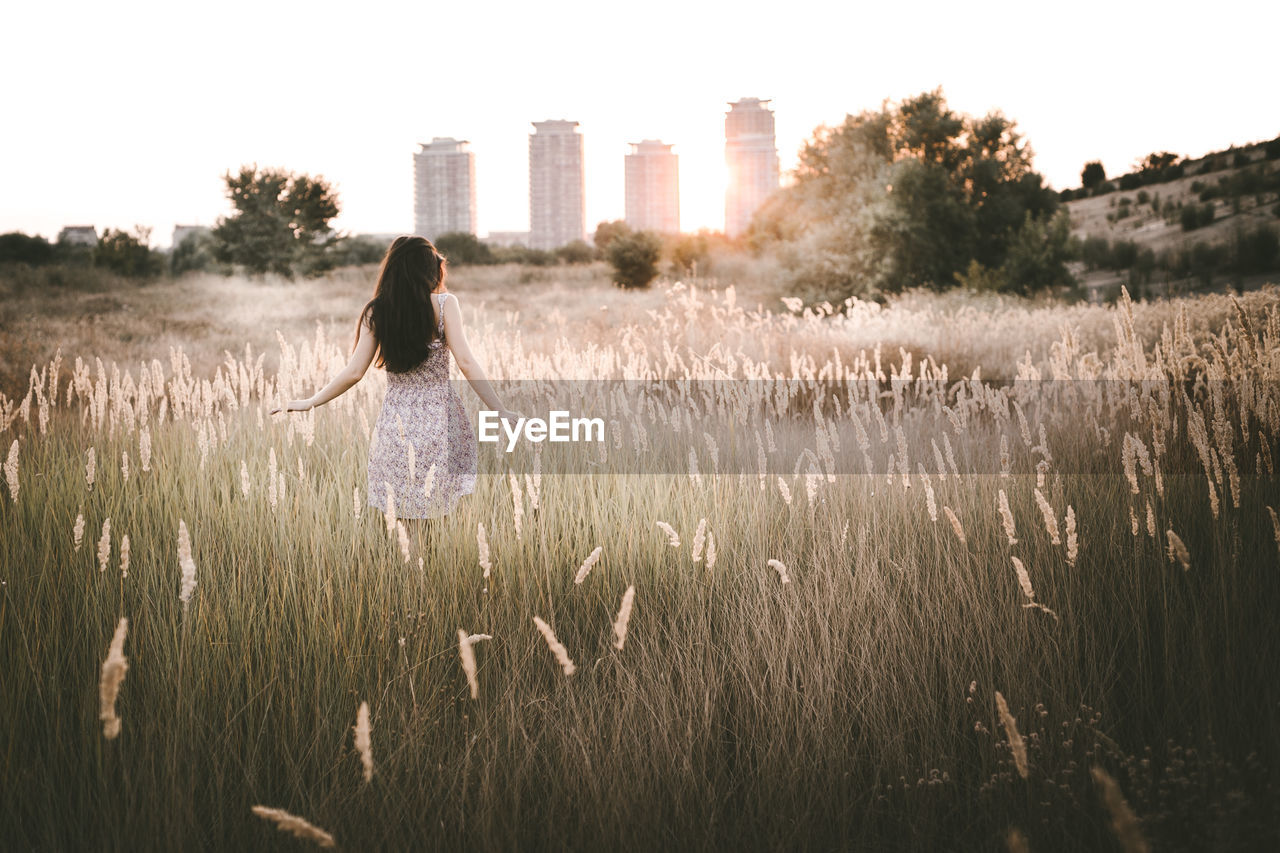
271,235,517,524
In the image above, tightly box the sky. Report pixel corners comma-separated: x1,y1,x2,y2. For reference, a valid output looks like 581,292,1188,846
1,0,1277,246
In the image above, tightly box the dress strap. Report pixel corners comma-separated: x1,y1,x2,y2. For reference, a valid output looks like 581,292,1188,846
436,293,447,336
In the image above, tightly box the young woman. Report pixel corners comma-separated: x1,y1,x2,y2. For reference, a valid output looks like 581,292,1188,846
271,235,517,523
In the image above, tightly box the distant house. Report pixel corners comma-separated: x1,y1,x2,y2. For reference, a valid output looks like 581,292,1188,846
57,226,97,246
171,224,211,250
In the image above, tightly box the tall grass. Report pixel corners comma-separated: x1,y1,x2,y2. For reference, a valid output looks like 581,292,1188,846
1,283,1278,850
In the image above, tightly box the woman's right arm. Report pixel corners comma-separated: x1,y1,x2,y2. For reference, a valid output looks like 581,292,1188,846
441,294,519,420
270,313,377,414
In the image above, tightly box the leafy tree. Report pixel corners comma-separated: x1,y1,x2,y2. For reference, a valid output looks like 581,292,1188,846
212,166,340,277
956,210,1076,295
592,220,631,253
95,226,161,277
1081,161,1106,191
435,232,494,265
1140,152,1181,175
0,232,55,265
607,230,662,288
751,88,1063,299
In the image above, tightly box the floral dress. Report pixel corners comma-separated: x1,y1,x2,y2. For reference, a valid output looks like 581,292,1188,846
366,292,477,519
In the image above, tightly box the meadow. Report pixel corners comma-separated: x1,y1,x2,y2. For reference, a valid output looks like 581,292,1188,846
2,265,1279,851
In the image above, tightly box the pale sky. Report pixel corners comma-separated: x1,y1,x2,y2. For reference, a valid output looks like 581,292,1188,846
2,0,1276,246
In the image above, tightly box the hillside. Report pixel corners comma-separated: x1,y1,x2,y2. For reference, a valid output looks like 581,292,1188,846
1064,138,1280,298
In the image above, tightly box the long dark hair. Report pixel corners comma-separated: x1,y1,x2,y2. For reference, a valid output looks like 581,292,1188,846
356,235,448,373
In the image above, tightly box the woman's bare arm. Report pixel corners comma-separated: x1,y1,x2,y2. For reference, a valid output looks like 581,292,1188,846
270,315,378,413
441,294,518,419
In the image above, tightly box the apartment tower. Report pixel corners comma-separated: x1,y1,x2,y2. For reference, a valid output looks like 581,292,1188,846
529,120,585,249
724,98,779,237
413,137,476,240
624,139,679,233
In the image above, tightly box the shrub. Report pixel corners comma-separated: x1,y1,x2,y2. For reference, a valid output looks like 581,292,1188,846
554,240,597,265
1182,202,1216,231
606,230,663,289
669,232,712,278
170,230,224,276
0,232,55,266
1081,235,1110,270
95,226,162,278
1230,223,1280,275
1266,137,1280,160
434,232,494,266
1108,239,1138,270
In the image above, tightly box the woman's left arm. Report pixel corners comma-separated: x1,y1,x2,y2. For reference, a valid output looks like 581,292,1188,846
271,316,378,414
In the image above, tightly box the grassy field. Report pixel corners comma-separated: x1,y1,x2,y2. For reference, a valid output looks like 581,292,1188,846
2,268,1280,851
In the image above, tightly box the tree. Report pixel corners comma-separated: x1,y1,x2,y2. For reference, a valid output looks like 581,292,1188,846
607,230,663,288
754,88,1061,300
0,232,55,266
1081,161,1106,192
434,232,494,265
998,210,1076,294
1139,152,1181,175
593,220,631,253
95,226,161,277
212,166,340,277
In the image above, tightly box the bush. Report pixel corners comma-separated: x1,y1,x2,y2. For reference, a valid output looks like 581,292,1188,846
1230,223,1280,275
0,232,55,266
606,230,663,289
95,226,162,278
170,230,224,276
1118,173,1143,191
1182,202,1216,231
1108,239,1139,270
1266,138,1280,160
554,240,597,265
592,220,632,254
434,232,494,266
1081,235,1110,270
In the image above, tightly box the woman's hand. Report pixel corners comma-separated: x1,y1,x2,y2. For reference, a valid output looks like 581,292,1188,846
497,409,523,424
269,399,314,415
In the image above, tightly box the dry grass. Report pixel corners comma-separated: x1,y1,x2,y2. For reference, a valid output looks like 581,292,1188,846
1,272,1279,850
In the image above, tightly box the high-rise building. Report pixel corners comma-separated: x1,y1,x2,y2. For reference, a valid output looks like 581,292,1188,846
529,120,585,249
413,137,476,240
724,98,779,237
625,139,679,234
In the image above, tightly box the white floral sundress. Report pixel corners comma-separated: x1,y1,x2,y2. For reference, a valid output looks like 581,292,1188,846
366,292,477,519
